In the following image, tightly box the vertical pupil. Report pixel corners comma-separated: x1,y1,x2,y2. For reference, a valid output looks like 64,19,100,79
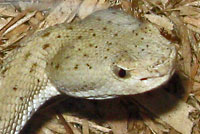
118,68,126,78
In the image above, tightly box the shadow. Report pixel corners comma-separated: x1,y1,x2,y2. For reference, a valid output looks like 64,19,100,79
20,72,186,134
132,72,186,115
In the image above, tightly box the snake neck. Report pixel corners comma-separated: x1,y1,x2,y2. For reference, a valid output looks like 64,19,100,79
0,26,70,134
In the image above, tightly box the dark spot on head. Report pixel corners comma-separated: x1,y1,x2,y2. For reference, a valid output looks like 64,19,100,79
57,35,61,38
77,36,82,39
114,33,118,36
141,37,144,40
145,27,148,29
136,33,138,36
89,44,93,47
55,64,60,69
42,32,50,37
24,52,31,60
74,66,78,70
78,48,81,51
30,63,37,73
20,97,23,101
43,44,50,50
97,18,101,21
106,48,110,51
37,79,40,83
104,56,108,59
86,63,92,69
146,44,149,48
141,49,145,51
135,45,138,48
13,87,17,91
89,28,93,31
95,46,98,48
83,54,88,57
106,41,112,45
92,33,96,37
112,11,117,14
107,20,112,24
103,27,107,30
65,56,70,59
74,64,79,70
68,26,73,30
33,63,37,66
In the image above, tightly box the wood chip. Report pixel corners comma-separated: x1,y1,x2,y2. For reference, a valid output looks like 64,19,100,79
82,119,89,134
41,0,81,29
35,12,45,21
62,115,112,133
0,18,12,30
134,89,195,134
144,14,174,30
141,112,170,134
184,17,200,29
4,24,29,39
18,0,58,11
78,0,110,19
0,4,18,17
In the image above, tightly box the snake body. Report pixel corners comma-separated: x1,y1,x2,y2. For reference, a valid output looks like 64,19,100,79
0,9,176,134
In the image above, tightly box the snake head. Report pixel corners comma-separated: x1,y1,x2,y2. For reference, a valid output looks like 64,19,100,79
108,47,176,97
46,10,176,99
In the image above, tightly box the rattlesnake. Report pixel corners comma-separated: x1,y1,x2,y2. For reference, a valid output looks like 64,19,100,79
0,9,176,134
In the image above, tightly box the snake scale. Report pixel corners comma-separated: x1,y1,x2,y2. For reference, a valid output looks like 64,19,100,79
0,9,176,134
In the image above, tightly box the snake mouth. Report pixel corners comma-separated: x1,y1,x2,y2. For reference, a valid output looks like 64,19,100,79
139,76,162,81
137,60,175,82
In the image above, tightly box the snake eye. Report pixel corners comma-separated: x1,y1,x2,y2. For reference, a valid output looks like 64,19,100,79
118,68,126,78
113,65,130,79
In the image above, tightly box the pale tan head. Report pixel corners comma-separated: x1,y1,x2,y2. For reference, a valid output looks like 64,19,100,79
46,10,176,99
